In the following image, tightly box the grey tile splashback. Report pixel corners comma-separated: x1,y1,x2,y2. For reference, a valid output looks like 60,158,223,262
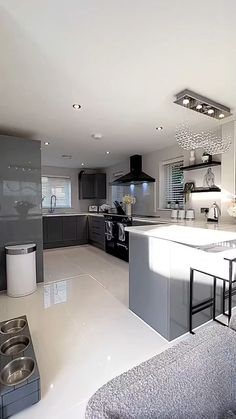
111,183,155,215
0,135,43,290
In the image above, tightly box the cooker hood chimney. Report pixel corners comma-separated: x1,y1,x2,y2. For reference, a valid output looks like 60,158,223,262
112,155,155,185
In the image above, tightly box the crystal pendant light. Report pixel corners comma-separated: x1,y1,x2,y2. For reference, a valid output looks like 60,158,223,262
175,123,231,155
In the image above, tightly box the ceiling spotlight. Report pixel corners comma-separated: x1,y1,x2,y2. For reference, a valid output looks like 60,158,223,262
61,154,72,159
44,141,50,146
81,163,85,166
91,133,103,140
174,90,232,120
219,113,225,119
106,151,110,155
183,98,190,105
156,126,163,131
208,109,214,115
72,104,81,110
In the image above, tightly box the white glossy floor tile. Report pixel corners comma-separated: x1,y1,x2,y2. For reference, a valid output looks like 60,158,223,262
44,245,129,306
0,246,168,419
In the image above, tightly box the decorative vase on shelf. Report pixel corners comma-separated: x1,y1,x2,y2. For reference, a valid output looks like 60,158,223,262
126,204,132,216
189,150,196,166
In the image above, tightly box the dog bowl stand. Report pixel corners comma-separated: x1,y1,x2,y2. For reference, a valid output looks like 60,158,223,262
0,315,40,418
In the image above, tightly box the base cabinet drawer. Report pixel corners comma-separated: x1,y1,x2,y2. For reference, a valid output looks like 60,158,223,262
88,216,105,250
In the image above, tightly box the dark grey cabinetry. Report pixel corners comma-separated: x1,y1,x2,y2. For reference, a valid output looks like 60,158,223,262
77,217,88,244
88,216,105,250
46,217,63,243
43,216,88,249
79,174,95,199
79,173,106,199
94,173,106,199
62,216,77,242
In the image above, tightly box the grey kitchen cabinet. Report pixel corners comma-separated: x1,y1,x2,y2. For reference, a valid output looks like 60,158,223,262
76,216,88,245
88,216,105,250
79,174,95,199
62,216,77,242
46,216,63,244
94,173,106,199
43,216,88,249
79,173,106,199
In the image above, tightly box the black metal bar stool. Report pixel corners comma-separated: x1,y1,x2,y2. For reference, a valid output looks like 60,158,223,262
189,257,236,334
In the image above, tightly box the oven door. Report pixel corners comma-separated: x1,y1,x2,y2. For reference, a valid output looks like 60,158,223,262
116,222,129,261
105,220,116,255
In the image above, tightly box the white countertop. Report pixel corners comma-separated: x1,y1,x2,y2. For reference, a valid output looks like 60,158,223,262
125,222,236,247
43,212,103,217
42,213,164,222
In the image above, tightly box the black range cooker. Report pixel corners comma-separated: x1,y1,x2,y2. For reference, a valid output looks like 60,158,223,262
104,214,132,262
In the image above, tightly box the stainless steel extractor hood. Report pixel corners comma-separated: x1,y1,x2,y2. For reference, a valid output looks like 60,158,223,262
111,155,155,185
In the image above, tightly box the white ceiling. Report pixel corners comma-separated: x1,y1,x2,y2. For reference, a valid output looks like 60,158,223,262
1,0,236,168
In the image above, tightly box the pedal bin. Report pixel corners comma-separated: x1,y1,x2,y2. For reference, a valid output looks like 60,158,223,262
5,244,37,297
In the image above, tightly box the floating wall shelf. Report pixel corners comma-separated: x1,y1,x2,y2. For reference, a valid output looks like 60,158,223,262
191,187,221,193
181,161,221,171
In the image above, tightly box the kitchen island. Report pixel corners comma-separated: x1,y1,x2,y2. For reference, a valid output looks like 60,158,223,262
126,223,236,341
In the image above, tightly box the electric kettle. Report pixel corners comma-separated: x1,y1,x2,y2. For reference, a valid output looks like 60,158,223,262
207,202,220,222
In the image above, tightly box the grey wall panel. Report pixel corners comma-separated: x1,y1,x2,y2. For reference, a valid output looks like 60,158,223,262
0,135,43,290
129,234,169,339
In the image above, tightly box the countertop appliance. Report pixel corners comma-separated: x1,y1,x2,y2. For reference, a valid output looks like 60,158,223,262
111,155,155,185
207,202,220,222
88,205,98,213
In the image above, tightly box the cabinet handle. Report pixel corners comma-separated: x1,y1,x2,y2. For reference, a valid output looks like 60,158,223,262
117,243,128,250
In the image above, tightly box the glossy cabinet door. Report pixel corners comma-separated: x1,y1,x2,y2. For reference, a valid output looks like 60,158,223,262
0,136,43,291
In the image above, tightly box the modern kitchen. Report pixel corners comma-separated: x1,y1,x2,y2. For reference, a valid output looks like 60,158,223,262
1,1,236,418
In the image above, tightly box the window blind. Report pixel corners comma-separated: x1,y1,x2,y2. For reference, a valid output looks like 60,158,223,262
42,176,72,208
164,160,184,208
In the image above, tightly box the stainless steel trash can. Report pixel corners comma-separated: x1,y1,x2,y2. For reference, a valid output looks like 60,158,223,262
5,244,37,297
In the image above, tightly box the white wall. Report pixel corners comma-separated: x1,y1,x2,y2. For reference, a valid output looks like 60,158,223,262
42,166,103,213
106,145,182,216
221,121,236,221
106,121,236,221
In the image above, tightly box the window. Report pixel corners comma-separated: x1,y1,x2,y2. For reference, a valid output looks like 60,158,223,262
163,159,184,208
42,176,72,208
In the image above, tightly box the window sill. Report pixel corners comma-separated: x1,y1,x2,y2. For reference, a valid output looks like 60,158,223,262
156,208,172,211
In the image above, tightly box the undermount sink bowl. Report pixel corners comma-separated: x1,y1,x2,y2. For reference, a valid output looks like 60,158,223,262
0,357,35,386
0,318,26,334
0,335,30,356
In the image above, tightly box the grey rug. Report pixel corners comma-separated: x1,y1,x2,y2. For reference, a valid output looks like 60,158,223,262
86,324,236,419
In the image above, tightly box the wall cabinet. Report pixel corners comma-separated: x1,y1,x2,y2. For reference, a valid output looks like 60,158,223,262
88,216,105,250
79,174,95,199
94,173,106,199
43,216,88,249
79,173,106,199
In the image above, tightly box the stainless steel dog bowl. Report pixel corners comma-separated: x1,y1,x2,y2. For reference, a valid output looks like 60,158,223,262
0,318,26,334
0,357,35,386
0,335,30,356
